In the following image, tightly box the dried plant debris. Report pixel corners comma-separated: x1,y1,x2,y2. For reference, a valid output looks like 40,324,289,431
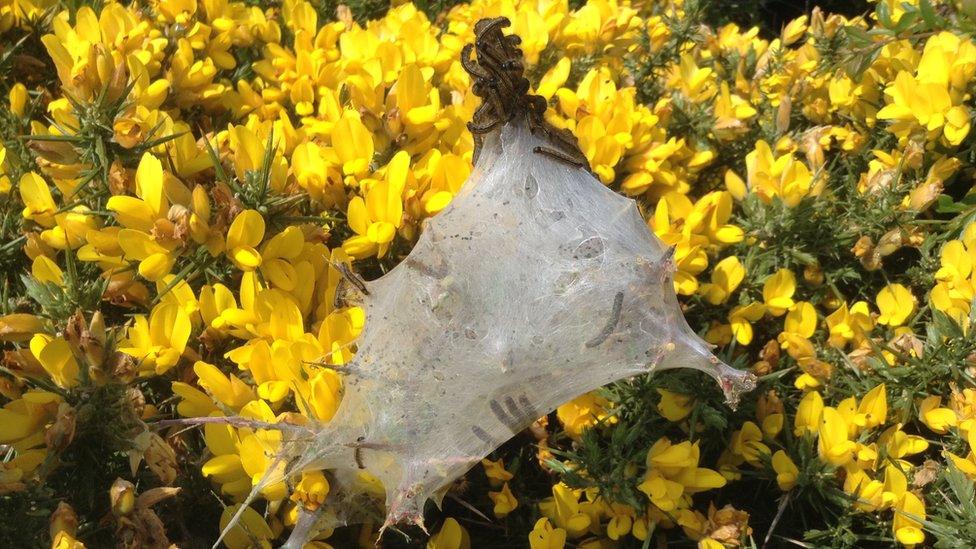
217,17,757,548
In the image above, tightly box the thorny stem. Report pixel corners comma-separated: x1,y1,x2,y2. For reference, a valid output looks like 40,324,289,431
150,415,310,433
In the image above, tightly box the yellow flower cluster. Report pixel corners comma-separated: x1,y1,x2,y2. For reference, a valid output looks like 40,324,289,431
2,0,976,546
932,223,976,328
716,384,929,545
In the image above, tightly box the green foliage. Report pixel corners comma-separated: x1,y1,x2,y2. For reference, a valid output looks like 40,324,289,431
928,463,976,549
21,258,108,325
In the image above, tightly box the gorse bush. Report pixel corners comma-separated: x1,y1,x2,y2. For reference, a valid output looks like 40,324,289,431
0,0,975,547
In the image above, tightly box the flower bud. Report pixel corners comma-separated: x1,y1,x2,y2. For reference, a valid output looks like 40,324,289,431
9,83,27,117
110,478,137,516
803,263,824,286
49,501,79,539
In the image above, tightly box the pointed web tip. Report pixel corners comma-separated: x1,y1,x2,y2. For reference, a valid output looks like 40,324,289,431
667,331,758,410
718,364,758,410
376,486,428,542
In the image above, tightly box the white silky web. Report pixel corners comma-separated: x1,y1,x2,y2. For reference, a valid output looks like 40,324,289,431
221,121,757,548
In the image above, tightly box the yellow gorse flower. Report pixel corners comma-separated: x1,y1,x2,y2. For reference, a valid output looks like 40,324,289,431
225,209,265,270
528,518,567,549
932,223,976,328
428,517,471,549
556,391,615,440
538,483,592,539
482,457,513,488
771,450,798,491
734,141,821,206
657,389,694,422
763,268,796,316
876,283,916,327
119,302,191,375
343,152,409,259
699,256,745,305
638,439,726,513
488,482,518,518
818,406,856,466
